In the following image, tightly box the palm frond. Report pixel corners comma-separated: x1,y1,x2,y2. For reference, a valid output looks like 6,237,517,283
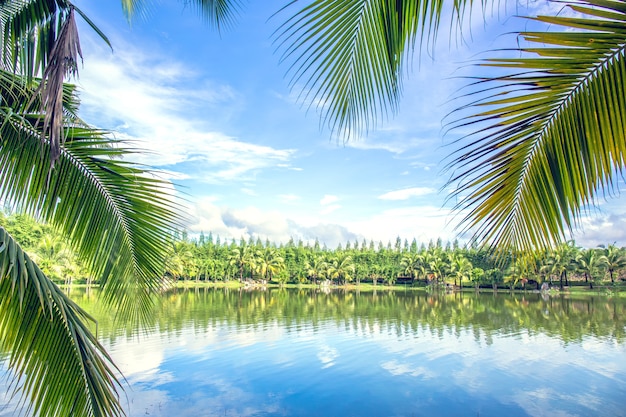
0,1,112,166
0,0,66,77
0,227,124,417
121,0,242,29
274,0,475,140
447,0,626,252
0,71,183,323
186,0,243,29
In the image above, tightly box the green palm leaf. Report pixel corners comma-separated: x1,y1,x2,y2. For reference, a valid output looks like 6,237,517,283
0,227,124,417
0,70,182,322
274,0,474,139
447,0,626,252
121,0,242,29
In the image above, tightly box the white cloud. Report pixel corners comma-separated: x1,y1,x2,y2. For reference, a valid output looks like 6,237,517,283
378,187,436,201
380,360,435,379
189,198,292,242
187,198,360,248
320,195,339,205
346,205,458,245
241,188,258,196
345,137,425,154
574,211,626,248
77,36,295,182
320,204,341,215
278,194,300,203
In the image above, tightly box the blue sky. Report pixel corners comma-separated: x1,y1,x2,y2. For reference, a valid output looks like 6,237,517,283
72,0,626,249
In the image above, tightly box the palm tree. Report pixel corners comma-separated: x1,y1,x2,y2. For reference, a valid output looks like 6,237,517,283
603,245,626,284
449,254,472,289
400,252,424,284
326,254,356,285
0,2,182,416
542,242,578,290
576,248,606,289
256,247,285,282
305,255,328,284
228,244,255,282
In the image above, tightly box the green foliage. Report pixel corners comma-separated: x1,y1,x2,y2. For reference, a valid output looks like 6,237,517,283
162,229,626,290
448,0,626,252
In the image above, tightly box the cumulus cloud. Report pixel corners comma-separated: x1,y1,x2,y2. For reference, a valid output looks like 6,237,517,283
346,205,458,245
378,187,436,201
287,221,361,248
187,198,361,248
574,212,626,248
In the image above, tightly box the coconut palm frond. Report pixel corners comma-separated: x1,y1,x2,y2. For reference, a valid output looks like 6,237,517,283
121,0,242,29
0,75,183,323
188,0,243,29
0,227,124,417
0,0,66,76
448,0,626,252
274,0,475,140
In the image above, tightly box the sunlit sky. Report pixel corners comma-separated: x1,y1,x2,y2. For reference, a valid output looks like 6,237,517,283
72,0,626,249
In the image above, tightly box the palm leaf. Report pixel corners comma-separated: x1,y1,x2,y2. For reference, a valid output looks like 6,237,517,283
447,0,626,252
0,70,183,323
274,0,476,139
120,0,242,29
0,227,124,417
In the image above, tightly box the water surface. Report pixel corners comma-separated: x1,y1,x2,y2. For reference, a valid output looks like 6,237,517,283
2,288,625,416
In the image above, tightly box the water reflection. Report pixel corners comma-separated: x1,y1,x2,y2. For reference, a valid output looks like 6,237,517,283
72,288,626,344
2,288,626,417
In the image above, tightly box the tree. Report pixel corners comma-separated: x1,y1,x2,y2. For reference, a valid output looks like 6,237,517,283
256,247,285,282
470,267,485,291
576,248,606,289
602,245,626,284
326,254,355,285
228,245,255,282
449,254,472,289
0,2,182,416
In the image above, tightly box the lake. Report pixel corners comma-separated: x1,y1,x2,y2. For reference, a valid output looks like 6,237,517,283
2,287,626,416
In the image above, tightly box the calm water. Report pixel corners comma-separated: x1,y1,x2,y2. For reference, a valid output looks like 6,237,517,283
2,288,626,416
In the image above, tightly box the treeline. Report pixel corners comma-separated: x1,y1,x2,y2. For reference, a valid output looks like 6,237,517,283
168,231,625,291
2,212,625,290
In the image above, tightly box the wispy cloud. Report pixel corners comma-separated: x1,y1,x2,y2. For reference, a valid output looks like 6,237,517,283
279,194,300,203
320,204,341,215
378,187,436,201
77,36,295,182
320,195,339,205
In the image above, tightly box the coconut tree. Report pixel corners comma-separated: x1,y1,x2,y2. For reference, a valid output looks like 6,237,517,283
449,254,472,289
576,248,606,289
326,254,355,285
602,244,626,284
400,252,421,283
305,255,328,284
228,244,256,282
256,247,285,282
